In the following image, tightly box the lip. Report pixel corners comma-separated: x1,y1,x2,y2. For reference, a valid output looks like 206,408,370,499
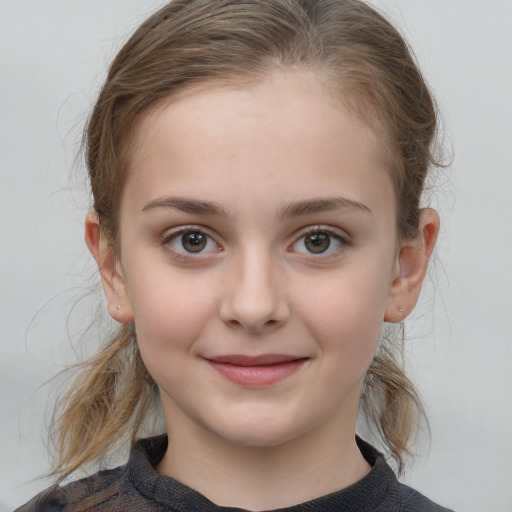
205,354,308,386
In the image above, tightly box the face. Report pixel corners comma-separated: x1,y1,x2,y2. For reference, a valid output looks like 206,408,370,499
114,70,400,448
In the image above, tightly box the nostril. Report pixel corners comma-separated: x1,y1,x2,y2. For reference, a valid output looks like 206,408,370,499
217,263,290,331
223,316,283,333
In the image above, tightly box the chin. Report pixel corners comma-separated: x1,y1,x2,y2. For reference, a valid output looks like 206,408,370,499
217,428,298,449
204,410,313,450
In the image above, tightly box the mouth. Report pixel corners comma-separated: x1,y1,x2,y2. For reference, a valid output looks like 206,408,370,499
205,354,309,386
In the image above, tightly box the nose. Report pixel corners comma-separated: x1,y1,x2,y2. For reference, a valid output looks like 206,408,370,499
219,249,290,333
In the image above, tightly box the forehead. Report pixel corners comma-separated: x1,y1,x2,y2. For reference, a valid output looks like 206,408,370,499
123,69,395,222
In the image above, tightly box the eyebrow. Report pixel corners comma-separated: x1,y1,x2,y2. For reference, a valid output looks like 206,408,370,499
142,197,228,216
141,195,371,218
278,197,372,219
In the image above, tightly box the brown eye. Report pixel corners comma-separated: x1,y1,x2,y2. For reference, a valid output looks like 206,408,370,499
292,229,346,256
304,233,331,253
166,229,219,255
181,232,207,253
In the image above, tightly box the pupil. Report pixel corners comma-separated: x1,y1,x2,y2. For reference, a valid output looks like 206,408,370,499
305,233,330,253
182,232,206,252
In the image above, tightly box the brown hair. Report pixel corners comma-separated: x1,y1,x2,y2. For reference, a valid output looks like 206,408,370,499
52,0,439,481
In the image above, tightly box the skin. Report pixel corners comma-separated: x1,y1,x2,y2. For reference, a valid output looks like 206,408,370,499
86,69,439,510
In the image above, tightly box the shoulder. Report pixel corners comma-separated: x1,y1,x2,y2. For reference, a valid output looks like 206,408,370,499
355,437,454,512
13,436,169,512
396,482,455,512
13,466,126,512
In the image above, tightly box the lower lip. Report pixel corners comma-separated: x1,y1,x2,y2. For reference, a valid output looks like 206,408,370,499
207,359,307,386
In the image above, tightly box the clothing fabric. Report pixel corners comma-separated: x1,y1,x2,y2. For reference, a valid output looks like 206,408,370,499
15,435,453,512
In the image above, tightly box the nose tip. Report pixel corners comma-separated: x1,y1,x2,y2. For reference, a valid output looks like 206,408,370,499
218,257,290,333
222,298,288,333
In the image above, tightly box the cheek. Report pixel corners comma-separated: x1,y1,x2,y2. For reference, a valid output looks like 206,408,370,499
124,267,217,363
297,263,391,367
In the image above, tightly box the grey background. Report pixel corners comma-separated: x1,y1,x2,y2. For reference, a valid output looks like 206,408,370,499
1,1,511,510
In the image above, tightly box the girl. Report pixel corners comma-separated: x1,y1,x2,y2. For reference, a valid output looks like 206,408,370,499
17,0,453,510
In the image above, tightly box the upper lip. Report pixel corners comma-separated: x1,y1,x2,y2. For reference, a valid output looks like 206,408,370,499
206,354,307,366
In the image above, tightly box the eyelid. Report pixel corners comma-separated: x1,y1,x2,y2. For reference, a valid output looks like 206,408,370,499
159,224,349,260
293,225,350,242
290,225,350,257
160,225,222,258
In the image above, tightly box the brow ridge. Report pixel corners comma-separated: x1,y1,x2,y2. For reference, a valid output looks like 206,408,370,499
142,197,227,216
278,197,372,219
141,195,371,219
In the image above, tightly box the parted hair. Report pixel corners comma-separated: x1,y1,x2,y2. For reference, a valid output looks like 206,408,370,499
52,0,440,481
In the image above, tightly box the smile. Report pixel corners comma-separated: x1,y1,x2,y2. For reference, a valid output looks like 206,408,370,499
205,354,309,386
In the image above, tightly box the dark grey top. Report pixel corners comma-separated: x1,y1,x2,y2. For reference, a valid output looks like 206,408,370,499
15,435,454,511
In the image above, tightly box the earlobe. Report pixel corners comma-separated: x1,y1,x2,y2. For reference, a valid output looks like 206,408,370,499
84,210,134,324
384,209,440,323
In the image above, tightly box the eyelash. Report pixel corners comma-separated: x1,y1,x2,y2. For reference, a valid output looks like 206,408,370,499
160,226,221,261
290,226,349,259
160,225,349,260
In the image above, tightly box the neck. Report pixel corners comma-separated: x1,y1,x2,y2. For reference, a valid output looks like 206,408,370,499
157,402,370,510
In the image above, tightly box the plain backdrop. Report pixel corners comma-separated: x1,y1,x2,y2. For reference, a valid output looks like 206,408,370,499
1,1,511,511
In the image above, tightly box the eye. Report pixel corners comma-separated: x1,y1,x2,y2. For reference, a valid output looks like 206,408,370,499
165,229,220,255
292,228,347,256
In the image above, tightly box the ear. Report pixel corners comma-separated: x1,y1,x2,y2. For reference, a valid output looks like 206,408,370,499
84,210,134,323
384,208,440,323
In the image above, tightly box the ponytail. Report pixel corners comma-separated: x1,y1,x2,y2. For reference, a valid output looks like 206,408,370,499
50,323,157,482
360,329,428,474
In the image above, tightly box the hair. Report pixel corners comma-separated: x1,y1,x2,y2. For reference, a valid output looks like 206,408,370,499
51,0,440,482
